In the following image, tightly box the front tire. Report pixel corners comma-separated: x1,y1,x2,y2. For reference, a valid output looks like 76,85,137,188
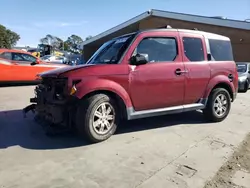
76,94,118,143
203,88,231,122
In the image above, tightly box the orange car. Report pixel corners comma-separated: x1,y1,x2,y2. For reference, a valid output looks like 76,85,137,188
0,49,68,85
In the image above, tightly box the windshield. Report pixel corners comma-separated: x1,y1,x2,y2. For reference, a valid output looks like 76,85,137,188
237,64,247,73
86,34,135,65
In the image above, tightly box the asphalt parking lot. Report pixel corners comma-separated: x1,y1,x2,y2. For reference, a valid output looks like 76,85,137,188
0,86,250,188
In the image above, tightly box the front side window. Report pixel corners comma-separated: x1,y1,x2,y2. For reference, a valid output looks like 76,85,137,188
0,52,12,60
209,39,234,61
134,37,177,62
183,37,205,62
22,54,37,62
87,34,136,65
12,53,37,63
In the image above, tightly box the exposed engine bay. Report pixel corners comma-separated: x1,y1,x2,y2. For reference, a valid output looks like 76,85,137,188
23,77,77,132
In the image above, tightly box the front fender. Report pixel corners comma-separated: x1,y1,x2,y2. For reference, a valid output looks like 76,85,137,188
204,75,235,98
74,78,133,108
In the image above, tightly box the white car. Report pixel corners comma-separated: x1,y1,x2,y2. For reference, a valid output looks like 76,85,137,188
40,55,67,64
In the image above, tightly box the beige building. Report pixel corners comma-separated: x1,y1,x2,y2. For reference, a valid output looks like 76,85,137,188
81,9,250,62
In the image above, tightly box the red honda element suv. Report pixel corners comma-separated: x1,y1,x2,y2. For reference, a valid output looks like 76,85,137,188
24,28,238,143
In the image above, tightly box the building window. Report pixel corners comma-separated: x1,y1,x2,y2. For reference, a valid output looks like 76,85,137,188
135,37,178,62
183,37,205,62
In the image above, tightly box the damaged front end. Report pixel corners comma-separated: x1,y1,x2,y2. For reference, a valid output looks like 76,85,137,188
23,77,78,130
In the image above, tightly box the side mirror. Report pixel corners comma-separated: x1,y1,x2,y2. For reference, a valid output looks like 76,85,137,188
130,53,148,65
30,59,39,66
248,70,250,74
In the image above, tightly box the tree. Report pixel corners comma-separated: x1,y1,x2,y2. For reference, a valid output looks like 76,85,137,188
40,34,53,45
40,34,63,50
54,37,64,50
85,35,93,41
0,24,20,48
62,42,70,51
65,34,83,54
39,34,85,53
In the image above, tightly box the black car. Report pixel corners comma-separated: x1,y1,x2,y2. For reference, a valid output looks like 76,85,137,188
237,62,250,92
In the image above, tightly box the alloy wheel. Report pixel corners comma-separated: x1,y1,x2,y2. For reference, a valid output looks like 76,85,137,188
213,94,228,117
92,102,115,135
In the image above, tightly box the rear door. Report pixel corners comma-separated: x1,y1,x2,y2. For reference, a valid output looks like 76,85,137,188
179,32,211,104
128,31,186,111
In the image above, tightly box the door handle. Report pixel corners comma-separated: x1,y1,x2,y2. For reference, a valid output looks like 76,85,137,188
175,68,188,75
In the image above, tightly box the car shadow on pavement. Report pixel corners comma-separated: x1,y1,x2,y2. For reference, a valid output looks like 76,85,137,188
0,109,209,150
117,110,208,134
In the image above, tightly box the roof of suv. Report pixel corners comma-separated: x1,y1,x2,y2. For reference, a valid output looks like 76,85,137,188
177,29,230,40
114,28,230,41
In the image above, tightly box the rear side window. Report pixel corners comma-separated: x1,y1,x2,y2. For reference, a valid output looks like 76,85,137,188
209,39,234,61
0,52,12,60
183,37,205,62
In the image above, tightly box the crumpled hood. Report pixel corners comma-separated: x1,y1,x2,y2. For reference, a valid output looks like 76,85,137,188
38,64,94,77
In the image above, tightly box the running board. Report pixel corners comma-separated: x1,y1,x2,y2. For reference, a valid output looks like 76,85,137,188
127,103,205,120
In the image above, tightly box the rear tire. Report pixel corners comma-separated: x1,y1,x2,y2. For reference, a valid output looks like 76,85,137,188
75,94,118,143
203,88,231,122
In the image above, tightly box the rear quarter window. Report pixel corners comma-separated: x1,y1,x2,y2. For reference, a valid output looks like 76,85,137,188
0,52,12,60
208,39,234,61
